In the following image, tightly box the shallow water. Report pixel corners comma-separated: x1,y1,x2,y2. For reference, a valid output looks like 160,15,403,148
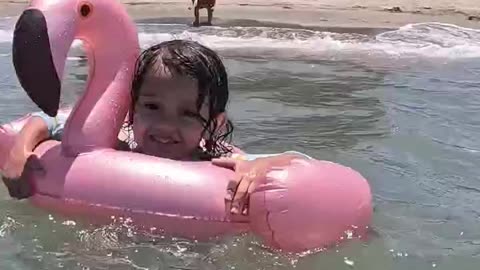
1,18,480,269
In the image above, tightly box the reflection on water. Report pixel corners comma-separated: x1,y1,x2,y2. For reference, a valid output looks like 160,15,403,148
229,59,389,153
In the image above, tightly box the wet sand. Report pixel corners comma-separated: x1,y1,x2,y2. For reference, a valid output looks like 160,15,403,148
1,0,480,29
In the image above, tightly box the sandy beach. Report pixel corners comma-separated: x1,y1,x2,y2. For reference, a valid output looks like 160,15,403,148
1,0,480,30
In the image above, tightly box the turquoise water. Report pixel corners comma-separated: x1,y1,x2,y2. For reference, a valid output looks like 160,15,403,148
1,18,480,269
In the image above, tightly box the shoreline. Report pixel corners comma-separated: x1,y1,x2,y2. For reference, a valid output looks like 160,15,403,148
1,0,480,30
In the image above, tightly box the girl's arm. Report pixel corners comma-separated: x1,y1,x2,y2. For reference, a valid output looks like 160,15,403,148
2,111,63,180
213,150,313,215
1,115,53,199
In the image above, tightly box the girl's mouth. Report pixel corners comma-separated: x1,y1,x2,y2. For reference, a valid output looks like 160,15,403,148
149,134,179,144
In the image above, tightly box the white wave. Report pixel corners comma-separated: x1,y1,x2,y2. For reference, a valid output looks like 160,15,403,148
375,22,480,58
0,29,12,43
1,23,480,59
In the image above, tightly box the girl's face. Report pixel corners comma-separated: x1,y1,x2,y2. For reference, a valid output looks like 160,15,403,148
133,67,224,160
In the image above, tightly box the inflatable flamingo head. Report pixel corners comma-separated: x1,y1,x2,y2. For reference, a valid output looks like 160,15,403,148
12,0,139,117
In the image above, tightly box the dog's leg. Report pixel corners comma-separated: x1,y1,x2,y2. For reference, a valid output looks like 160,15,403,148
192,0,200,27
207,7,213,25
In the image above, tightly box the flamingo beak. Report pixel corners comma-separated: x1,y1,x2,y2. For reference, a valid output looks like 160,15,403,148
12,9,61,117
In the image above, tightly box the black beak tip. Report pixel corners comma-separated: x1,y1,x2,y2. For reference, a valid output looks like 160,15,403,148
43,105,59,118
12,8,61,118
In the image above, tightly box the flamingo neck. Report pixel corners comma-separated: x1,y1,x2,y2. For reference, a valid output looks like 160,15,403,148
61,41,137,156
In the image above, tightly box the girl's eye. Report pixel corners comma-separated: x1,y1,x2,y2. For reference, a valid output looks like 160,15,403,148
184,111,198,117
144,103,158,110
183,111,205,122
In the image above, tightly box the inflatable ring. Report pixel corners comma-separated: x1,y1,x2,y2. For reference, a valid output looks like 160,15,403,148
0,0,372,252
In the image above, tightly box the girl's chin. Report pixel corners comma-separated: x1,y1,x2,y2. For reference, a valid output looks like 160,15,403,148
138,145,186,160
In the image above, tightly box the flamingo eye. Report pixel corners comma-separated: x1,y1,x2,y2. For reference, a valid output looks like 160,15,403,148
79,2,93,18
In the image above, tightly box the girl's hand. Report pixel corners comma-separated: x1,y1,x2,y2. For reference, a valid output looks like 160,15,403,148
3,143,34,180
2,145,42,199
212,153,305,215
1,116,49,199
2,116,49,180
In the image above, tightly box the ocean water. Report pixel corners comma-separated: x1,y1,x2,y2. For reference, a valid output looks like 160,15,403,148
1,17,480,269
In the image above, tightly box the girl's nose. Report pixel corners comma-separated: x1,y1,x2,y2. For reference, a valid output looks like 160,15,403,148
148,116,180,137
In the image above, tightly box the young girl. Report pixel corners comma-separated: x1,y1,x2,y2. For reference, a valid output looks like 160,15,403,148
2,40,311,215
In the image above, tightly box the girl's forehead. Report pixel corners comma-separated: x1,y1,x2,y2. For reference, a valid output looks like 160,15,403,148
142,68,197,90
139,72,210,109
143,62,199,84
138,64,212,111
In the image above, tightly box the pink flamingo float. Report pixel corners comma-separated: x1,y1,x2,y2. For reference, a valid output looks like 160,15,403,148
0,0,372,252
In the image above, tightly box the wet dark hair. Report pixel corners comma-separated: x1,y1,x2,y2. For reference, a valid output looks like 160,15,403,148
127,39,234,159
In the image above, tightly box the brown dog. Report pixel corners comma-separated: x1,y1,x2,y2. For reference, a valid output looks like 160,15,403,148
191,0,216,27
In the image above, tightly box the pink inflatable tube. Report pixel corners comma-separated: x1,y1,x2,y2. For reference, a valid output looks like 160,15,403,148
0,0,373,252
